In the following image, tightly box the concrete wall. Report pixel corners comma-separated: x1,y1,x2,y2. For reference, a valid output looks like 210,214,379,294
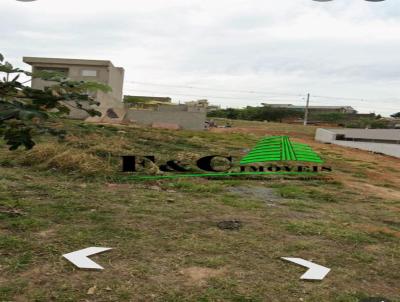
157,104,187,112
157,104,207,113
318,128,400,141
315,128,337,143
124,110,206,130
63,101,91,120
315,128,400,158
107,66,124,108
334,141,400,158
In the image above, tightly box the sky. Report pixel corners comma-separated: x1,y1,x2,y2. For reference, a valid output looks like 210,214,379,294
2,0,400,116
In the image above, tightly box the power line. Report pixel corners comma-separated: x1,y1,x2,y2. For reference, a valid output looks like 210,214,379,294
126,86,392,105
128,81,303,97
312,94,366,102
125,88,303,101
127,80,400,103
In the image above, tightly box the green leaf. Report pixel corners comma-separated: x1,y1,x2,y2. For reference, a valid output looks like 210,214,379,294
79,81,112,93
3,123,36,150
86,108,102,117
18,108,49,121
12,74,20,82
31,70,65,81
0,109,19,121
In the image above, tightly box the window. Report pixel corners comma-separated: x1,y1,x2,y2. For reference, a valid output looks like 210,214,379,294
81,69,97,77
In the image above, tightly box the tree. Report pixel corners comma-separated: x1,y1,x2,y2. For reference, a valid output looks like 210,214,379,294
208,106,302,122
391,112,400,118
0,53,110,150
208,108,240,119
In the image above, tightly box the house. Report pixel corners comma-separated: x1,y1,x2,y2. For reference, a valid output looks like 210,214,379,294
262,103,357,114
23,57,124,119
315,128,400,158
207,104,221,112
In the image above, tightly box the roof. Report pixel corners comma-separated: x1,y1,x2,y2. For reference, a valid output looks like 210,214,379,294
23,56,115,67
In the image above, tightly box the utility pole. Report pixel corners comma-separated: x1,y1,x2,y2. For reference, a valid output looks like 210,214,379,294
303,93,310,126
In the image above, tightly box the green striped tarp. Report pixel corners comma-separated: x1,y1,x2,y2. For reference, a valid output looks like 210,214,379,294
240,136,323,164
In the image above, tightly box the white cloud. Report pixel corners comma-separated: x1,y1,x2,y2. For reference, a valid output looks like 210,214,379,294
2,0,400,115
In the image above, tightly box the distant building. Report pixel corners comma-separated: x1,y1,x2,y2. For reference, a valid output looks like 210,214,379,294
124,95,172,109
207,104,221,112
262,103,357,114
186,99,221,112
183,99,209,112
382,117,400,129
23,57,124,119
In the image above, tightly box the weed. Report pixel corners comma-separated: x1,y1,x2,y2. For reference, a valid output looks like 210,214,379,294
281,200,319,212
351,251,376,263
275,185,308,199
352,172,368,178
284,221,376,244
0,235,31,251
219,194,263,209
168,181,223,194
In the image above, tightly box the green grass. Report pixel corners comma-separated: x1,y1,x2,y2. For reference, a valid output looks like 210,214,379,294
284,221,376,244
0,119,399,301
272,184,340,203
219,194,264,209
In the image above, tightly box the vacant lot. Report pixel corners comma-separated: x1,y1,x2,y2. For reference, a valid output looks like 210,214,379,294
1,119,399,302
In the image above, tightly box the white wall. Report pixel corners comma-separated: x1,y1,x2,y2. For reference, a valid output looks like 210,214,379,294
315,128,337,143
315,128,400,158
334,141,400,158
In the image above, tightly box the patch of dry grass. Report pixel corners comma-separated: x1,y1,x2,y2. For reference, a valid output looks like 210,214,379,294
46,150,112,175
11,142,113,176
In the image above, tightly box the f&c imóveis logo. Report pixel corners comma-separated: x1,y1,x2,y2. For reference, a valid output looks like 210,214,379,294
121,136,332,180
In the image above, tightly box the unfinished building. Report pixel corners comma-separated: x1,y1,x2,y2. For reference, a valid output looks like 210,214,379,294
23,57,124,119
22,56,207,130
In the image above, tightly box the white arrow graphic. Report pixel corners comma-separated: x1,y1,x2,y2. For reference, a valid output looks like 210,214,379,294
63,247,112,270
282,257,330,280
